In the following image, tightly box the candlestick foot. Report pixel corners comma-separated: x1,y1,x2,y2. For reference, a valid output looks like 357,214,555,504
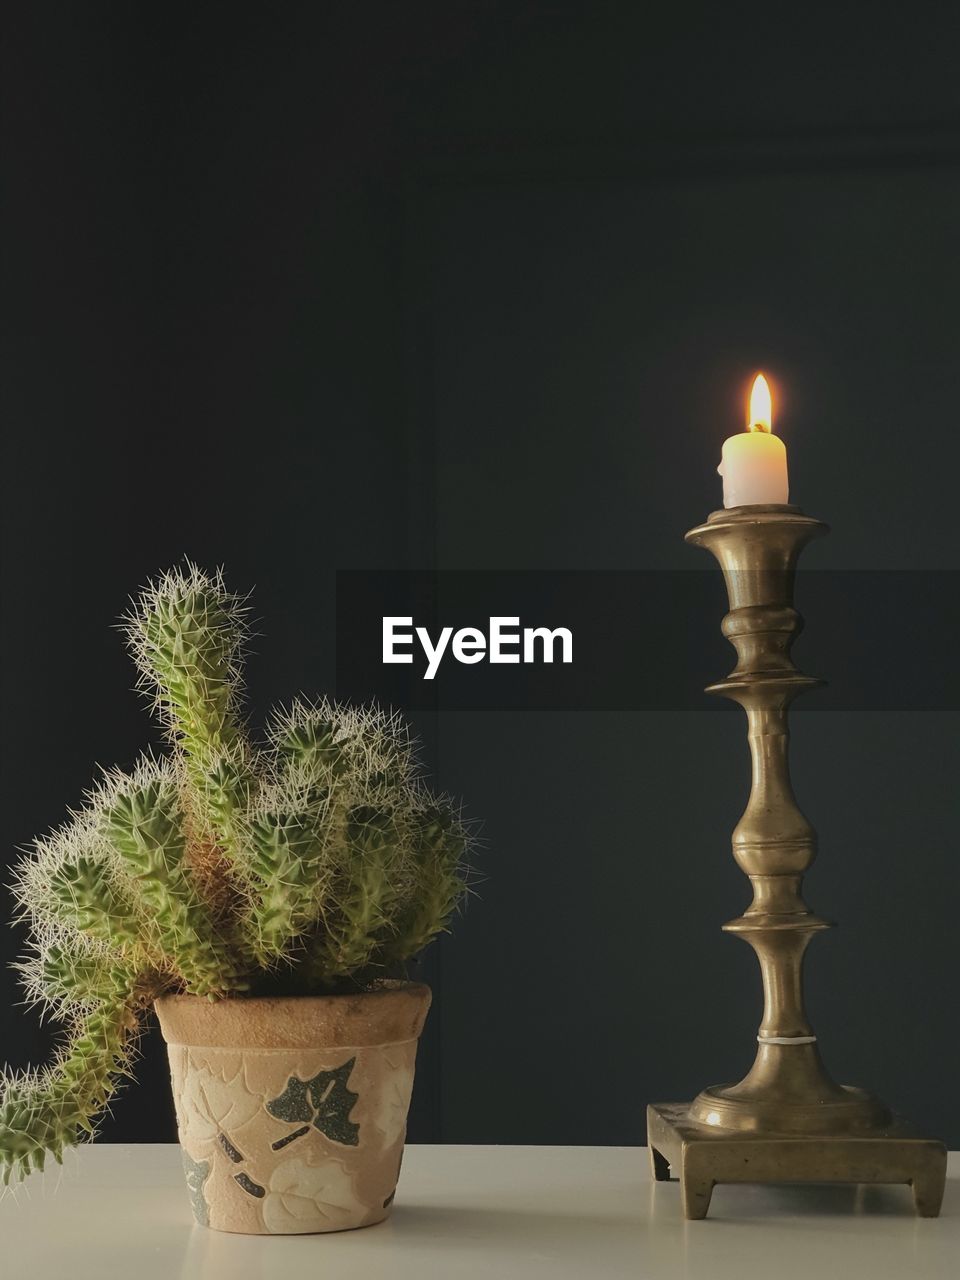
648,1144,673,1182
680,1169,715,1221
646,1103,947,1220
913,1166,948,1218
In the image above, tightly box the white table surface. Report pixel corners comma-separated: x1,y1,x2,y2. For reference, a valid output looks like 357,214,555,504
2,1144,957,1279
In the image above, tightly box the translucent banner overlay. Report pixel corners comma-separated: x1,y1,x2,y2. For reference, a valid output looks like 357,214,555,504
335,571,959,711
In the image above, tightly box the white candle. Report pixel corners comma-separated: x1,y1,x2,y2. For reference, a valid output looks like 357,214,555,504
717,374,789,508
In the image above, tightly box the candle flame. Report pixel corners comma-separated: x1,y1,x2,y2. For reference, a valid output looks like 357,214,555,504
748,373,772,433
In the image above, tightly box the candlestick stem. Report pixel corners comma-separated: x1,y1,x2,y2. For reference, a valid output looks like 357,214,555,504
684,503,884,1133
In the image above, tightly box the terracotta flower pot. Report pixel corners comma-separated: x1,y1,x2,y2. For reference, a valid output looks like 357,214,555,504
155,983,431,1234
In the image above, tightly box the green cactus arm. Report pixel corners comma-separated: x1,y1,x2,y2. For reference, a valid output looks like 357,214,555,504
125,567,259,863
243,792,334,963
305,806,408,983
272,711,345,784
124,566,249,787
377,806,468,966
48,855,143,949
22,940,137,1013
269,699,414,793
201,753,255,861
101,774,245,997
0,978,140,1184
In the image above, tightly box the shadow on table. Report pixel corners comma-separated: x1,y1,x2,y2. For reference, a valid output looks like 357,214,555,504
396,1179,941,1231
706,1181,925,1218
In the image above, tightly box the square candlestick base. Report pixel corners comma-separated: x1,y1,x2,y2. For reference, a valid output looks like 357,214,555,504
646,1103,947,1220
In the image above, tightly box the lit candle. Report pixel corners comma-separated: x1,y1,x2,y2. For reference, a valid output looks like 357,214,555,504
717,374,789,508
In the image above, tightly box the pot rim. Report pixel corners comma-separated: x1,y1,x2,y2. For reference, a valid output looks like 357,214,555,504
155,981,432,1050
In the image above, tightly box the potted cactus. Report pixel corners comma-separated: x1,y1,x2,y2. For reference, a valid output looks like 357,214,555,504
0,566,469,1234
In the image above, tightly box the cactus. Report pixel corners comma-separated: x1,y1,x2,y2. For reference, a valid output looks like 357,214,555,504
1,565,472,1183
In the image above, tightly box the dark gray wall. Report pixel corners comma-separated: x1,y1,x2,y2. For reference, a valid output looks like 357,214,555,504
1,4,958,1146
420,165,960,1144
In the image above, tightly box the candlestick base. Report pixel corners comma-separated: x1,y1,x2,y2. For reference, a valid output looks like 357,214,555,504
646,1103,947,1220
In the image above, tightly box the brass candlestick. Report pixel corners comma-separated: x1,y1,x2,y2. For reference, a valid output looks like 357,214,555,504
647,503,947,1219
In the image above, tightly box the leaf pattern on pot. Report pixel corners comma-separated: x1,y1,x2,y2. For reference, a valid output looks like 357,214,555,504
368,1045,415,1147
266,1058,360,1146
181,1150,211,1227
261,1157,364,1234
177,1052,264,1146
